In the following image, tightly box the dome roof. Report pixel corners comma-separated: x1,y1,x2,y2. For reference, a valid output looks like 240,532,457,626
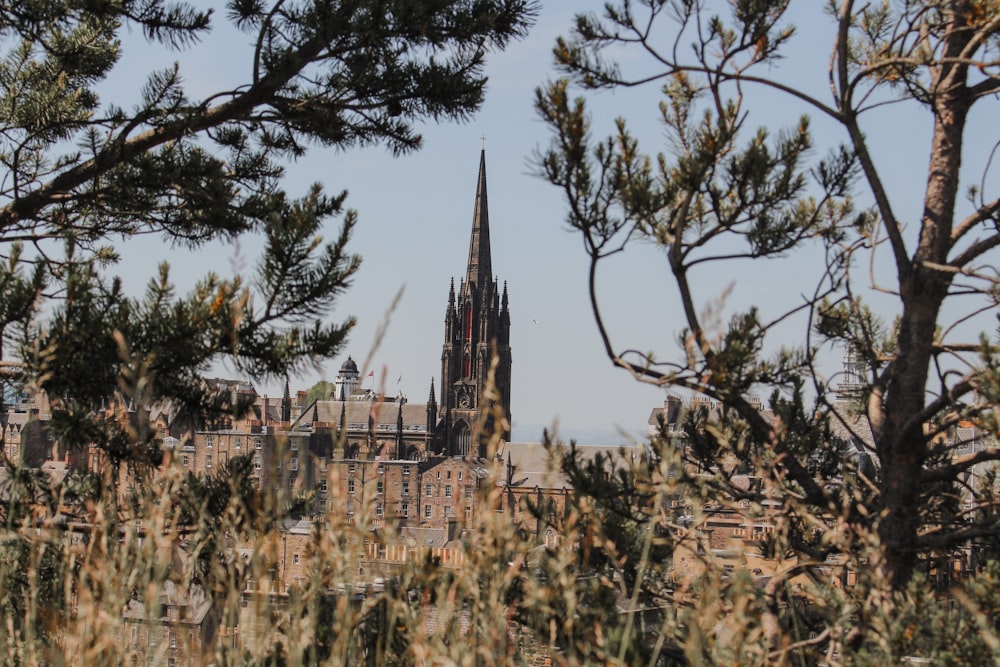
339,356,359,375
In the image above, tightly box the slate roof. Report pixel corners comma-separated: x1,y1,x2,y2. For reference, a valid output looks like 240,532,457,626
496,441,644,491
306,398,430,433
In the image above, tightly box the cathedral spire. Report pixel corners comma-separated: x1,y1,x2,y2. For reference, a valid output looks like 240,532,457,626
465,149,492,292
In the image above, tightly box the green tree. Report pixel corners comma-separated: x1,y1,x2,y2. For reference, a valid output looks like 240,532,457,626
0,0,535,467
0,0,536,660
535,0,1000,662
306,380,336,405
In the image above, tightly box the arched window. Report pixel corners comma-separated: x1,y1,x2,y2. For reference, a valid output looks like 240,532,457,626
454,421,471,457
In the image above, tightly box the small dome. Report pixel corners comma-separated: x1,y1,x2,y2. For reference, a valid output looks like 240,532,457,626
340,356,359,374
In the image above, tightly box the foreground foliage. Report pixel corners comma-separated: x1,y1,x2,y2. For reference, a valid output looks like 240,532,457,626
531,0,1000,664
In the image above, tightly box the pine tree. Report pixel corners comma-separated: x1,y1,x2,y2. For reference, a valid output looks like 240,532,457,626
534,1,1000,662
0,1,537,660
0,0,535,469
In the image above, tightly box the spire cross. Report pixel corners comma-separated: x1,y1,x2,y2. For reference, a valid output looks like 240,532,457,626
480,134,486,150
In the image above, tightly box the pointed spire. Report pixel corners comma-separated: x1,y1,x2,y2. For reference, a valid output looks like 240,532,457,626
465,149,492,293
501,281,508,310
281,378,291,422
428,378,437,406
448,278,456,307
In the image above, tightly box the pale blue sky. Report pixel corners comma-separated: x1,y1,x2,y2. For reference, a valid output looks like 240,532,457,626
109,2,997,442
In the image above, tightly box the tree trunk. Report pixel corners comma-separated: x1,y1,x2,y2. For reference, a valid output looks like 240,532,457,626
878,36,970,586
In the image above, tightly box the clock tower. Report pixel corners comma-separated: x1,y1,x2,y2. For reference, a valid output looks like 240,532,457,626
438,149,512,457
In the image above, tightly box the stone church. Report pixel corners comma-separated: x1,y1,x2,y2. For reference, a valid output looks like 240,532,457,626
304,148,512,461
434,147,512,456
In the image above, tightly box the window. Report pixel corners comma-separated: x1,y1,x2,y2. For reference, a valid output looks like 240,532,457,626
424,484,433,497
403,466,411,476
205,436,213,448
444,506,452,518
444,485,452,498
205,454,212,469
234,438,242,450
458,471,463,481
290,456,298,471
424,505,432,519
348,479,355,494
169,632,176,648
288,475,297,489
293,554,300,565
402,503,409,517
376,504,383,516
182,455,189,467
465,485,472,499
291,440,299,451
254,456,262,470
377,464,384,474
348,463,356,474
377,481,384,495
436,471,441,479
447,470,452,479
320,480,328,493
347,501,354,515
402,482,410,496
254,437,262,449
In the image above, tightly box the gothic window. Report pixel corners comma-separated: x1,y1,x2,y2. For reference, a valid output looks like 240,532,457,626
455,422,471,457
463,353,471,378
464,302,472,342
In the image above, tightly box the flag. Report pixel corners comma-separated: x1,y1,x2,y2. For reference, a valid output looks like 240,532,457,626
367,370,374,377
397,375,402,385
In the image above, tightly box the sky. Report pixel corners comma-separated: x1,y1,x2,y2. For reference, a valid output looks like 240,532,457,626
107,2,997,443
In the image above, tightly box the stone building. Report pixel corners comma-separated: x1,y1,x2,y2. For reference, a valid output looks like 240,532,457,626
438,149,512,457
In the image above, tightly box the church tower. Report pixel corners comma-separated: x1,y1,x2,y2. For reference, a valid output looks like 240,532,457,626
438,150,512,457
